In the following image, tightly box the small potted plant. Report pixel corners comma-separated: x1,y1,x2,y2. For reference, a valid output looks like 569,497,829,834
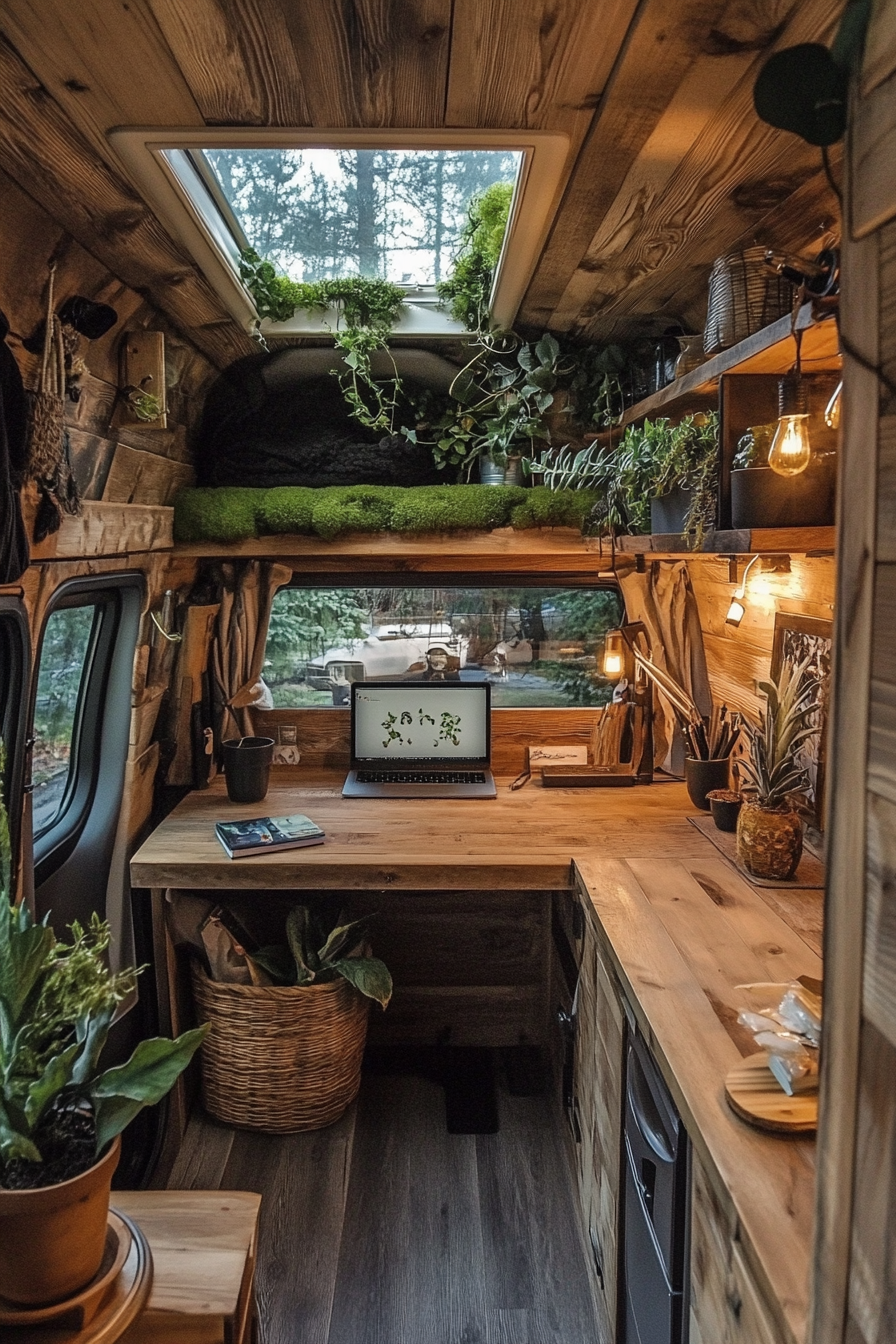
0,744,208,1308
735,659,821,879
191,902,392,1134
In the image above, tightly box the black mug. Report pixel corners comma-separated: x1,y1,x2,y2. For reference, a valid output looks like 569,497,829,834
222,736,275,804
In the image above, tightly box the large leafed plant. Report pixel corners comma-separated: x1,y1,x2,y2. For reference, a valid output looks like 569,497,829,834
737,659,821,809
0,741,207,1189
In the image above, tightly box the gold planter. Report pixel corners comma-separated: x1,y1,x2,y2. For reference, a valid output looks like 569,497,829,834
736,801,803,880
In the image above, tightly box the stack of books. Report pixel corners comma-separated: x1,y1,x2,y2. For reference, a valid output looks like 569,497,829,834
215,814,325,858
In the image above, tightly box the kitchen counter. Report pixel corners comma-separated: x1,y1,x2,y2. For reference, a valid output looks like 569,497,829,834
132,773,822,1342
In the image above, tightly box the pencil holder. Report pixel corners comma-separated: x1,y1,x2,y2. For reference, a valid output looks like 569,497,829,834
684,756,730,811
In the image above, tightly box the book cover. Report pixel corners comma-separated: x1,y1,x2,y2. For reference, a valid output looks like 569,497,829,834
215,813,325,859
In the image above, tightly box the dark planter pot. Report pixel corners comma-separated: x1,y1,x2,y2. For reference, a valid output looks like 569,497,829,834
730,459,835,530
684,756,730,811
222,736,275,804
708,790,743,832
650,487,695,536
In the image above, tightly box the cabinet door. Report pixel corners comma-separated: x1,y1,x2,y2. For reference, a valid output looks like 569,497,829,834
573,903,624,1340
690,1149,784,1344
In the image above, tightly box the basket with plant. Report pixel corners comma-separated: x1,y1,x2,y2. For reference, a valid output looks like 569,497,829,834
735,658,821,880
191,903,392,1134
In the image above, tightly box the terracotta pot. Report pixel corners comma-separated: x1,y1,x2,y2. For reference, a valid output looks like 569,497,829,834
0,1135,120,1306
736,801,803,880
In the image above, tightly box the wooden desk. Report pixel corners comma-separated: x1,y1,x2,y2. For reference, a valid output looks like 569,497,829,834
132,773,823,1344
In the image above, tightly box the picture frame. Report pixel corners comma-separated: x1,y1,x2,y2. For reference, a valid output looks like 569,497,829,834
770,611,833,834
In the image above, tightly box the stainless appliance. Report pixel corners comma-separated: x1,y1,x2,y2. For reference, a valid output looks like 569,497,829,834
622,1028,690,1344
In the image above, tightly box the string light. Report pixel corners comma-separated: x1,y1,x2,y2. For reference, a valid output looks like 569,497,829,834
768,375,811,477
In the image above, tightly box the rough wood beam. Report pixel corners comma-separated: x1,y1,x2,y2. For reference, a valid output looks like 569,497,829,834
0,0,203,175
560,0,842,341
276,0,452,128
147,0,311,126
520,0,756,324
0,37,251,368
446,0,639,147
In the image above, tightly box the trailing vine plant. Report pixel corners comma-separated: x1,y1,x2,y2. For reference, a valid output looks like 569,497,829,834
239,250,407,434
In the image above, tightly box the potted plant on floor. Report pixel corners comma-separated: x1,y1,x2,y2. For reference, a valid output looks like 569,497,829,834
0,748,208,1308
191,902,392,1134
735,659,821,880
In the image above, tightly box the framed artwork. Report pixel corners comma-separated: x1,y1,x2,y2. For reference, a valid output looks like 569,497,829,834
770,611,833,833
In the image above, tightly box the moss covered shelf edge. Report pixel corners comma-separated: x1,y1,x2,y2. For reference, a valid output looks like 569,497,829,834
173,484,601,545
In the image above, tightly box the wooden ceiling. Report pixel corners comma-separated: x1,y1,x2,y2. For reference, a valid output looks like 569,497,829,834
0,0,842,368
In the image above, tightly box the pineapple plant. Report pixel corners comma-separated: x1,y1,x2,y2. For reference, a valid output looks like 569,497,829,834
736,657,821,880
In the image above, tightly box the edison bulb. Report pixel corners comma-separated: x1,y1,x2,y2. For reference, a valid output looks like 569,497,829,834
768,414,811,476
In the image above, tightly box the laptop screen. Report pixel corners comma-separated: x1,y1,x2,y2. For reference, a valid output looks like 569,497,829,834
351,682,491,765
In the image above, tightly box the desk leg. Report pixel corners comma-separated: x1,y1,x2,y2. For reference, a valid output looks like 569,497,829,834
149,886,190,1186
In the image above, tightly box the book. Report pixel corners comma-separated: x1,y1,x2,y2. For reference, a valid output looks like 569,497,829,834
215,813,325,859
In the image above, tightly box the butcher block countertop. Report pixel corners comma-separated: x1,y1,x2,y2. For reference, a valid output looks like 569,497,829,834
132,773,823,1343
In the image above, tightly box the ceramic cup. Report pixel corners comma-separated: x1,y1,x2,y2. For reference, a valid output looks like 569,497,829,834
222,736,275,804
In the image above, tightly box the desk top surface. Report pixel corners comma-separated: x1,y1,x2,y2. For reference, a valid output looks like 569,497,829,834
133,773,822,1343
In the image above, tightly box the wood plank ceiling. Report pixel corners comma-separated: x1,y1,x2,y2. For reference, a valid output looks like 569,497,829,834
0,0,842,369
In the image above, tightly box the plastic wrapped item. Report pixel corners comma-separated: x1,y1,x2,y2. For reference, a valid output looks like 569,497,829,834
736,980,822,1096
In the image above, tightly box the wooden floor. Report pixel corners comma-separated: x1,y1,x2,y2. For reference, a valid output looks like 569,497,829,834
167,1063,600,1344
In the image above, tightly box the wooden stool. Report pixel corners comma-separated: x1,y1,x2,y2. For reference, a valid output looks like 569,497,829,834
115,1191,261,1344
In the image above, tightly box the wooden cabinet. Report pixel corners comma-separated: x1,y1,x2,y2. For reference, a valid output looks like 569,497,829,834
690,1149,786,1344
572,899,625,1342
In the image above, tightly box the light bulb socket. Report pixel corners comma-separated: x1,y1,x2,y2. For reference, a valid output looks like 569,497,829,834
777,375,808,419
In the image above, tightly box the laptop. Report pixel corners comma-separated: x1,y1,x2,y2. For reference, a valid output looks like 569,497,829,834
342,681,497,798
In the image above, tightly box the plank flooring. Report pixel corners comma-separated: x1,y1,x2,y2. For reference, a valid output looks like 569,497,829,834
168,1064,600,1344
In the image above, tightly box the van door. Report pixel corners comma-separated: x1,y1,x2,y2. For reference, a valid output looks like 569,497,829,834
0,593,30,898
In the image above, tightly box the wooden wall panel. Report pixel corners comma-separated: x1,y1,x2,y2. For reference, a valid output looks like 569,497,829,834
862,0,896,96
846,1019,896,1343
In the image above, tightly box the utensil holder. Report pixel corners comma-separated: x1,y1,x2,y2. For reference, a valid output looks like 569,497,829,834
222,736,275,804
684,757,730,811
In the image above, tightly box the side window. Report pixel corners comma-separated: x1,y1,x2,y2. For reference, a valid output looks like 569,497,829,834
32,605,98,834
0,598,30,878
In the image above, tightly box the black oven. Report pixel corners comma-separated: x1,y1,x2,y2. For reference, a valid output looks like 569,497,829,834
622,1028,690,1344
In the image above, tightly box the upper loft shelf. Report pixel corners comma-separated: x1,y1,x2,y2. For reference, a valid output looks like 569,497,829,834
171,523,835,569
620,304,841,426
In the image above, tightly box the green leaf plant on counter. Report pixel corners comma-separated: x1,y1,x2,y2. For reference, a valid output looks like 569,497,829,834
251,905,393,1009
0,754,208,1188
173,483,601,543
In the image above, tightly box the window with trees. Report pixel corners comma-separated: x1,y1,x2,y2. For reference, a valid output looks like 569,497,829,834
264,582,625,708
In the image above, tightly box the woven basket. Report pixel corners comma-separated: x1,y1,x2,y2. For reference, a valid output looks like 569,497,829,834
703,246,793,354
191,964,369,1132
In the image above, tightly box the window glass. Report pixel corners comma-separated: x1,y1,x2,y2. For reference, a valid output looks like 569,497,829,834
32,606,96,834
201,147,521,285
265,585,624,708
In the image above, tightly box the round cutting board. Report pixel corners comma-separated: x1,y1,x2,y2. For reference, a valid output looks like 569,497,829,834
724,1052,818,1133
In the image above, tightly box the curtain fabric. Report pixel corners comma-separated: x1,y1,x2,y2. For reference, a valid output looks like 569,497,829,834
618,561,712,771
212,560,293,744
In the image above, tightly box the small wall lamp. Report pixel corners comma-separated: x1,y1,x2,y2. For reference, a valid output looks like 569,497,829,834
602,629,625,680
726,554,760,626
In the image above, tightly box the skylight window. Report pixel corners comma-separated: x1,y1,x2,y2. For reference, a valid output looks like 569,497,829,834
109,129,570,336
200,148,521,288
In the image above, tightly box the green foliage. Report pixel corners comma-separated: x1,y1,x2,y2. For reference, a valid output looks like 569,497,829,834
173,487,266,543
388,484,526,533
508,485,600,530
529,412,720,549
0,903,207,1179
738,658,822,809
436,182,513,329
175,483,593,542
265,588,368,682
565,340,631,429
252,904,392,1008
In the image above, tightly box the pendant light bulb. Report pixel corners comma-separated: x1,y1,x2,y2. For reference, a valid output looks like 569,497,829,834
768,376,811,477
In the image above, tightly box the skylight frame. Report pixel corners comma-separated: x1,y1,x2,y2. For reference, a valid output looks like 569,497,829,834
108,128,570,338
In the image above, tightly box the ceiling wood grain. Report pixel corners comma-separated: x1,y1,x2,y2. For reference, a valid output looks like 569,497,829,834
0,35,251,367
0,0,843,355
147,0,312,126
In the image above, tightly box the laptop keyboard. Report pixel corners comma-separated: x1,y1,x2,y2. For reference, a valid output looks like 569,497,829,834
357,770,488,785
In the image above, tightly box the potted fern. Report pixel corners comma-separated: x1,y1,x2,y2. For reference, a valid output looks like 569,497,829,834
0,743,208,1308
735,659,821,880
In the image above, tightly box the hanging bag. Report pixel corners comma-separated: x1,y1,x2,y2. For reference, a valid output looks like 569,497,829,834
26,265,80,540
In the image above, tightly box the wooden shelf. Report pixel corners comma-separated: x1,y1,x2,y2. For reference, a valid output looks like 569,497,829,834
616,525,835,556
620,304,841,427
